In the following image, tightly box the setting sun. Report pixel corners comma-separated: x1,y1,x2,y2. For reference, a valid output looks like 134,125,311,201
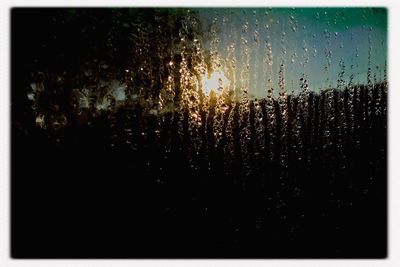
201,70,230,95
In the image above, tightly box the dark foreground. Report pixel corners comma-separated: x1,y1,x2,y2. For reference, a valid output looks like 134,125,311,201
12,84,387,258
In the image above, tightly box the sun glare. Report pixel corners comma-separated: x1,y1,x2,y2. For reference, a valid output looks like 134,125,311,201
201,71,230,96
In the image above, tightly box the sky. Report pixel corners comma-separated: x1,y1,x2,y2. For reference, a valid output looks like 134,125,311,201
196,8,387,98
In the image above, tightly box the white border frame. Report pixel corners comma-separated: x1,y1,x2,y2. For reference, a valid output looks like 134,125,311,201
1,1,399,266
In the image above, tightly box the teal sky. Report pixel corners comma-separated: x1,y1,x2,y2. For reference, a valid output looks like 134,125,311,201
195,8,387,97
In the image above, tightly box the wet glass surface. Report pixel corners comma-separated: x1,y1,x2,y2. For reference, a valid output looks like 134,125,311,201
11,8,387,258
